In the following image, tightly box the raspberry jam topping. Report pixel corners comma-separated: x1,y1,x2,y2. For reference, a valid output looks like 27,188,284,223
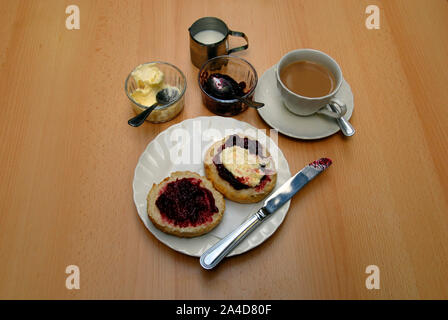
309,158,332,170
255,175,271,192
155,178,218,227
213,161,249,190
213,135,270,190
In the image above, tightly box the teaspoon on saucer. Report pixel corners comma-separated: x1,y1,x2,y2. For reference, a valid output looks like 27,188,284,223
326,102,355,137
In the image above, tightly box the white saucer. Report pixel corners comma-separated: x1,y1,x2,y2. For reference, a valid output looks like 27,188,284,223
255,65,354,140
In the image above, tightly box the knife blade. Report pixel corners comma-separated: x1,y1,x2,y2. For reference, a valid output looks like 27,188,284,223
262,157,333,215
200,158,332,269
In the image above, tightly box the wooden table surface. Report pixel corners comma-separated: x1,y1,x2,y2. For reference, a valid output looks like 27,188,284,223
0,0,447,300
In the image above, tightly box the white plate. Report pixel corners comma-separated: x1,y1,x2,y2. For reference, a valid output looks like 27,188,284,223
255,65,354,140
132,116,292,257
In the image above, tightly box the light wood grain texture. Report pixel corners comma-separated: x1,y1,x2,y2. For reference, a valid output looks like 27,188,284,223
0,0,447,299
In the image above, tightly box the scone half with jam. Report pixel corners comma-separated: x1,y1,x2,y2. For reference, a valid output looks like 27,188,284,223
147,171,225,237
204,134,277,203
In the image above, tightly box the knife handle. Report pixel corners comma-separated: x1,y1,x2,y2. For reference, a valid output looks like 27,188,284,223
200,209,267,270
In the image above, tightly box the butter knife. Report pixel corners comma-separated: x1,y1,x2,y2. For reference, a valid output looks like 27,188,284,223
200,158,332,269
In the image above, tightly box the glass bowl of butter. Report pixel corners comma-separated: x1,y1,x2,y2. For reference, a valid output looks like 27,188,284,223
125,61,186,123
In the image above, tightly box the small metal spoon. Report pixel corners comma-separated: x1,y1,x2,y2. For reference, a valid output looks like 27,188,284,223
328,102,355,137
235,96,265,109
128,88,179,127
206,74,264,109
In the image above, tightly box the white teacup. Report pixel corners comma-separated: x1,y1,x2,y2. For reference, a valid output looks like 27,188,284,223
276,49,346,118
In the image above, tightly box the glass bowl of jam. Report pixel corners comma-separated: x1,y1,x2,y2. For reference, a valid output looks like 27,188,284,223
198,55,258,116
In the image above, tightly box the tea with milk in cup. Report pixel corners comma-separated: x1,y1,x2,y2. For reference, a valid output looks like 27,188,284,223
280,60,336,98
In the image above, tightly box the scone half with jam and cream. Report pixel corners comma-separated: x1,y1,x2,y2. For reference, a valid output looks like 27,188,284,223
204,134,277,203
147,171,225,238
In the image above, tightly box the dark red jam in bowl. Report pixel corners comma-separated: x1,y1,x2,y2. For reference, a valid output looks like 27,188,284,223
212,135,270,191
199,71,252,116
155,178,218,227
203,73,246,100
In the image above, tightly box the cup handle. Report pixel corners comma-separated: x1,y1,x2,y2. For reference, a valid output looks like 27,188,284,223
317,99,347,119
227,30,249,54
